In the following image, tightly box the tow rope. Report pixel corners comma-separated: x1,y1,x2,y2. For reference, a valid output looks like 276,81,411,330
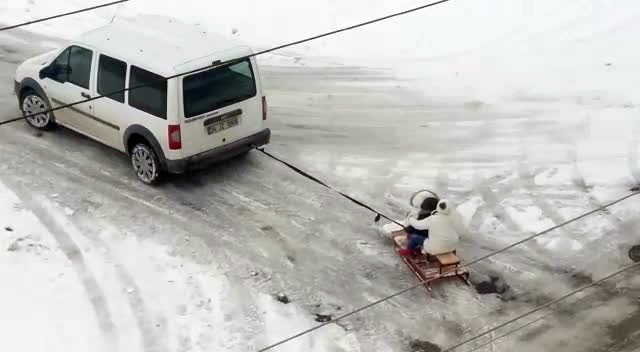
256,148,404,227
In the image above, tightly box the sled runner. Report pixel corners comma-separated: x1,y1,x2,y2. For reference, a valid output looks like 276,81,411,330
392,230,470,291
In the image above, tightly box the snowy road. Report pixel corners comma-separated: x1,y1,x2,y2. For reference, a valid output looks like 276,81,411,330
2,25,640,352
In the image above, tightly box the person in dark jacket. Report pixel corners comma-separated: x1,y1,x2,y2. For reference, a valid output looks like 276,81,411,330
399,196,439,256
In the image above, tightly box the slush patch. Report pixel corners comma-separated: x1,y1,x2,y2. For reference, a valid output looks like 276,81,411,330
474,275,513,300
7,236,48,253
409,339,441,352
315,314,332,323
629,245,640,263
276,293,290,304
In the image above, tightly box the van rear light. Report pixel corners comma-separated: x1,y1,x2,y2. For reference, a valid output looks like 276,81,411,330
168,124,182,150
262,96,268,121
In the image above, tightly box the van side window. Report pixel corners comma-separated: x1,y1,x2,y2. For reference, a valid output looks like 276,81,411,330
98,55,126,103
128,66,167,119
50,48,71,83
67,46,93,89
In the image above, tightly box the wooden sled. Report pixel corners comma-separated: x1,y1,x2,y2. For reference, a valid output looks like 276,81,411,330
392,230,470,291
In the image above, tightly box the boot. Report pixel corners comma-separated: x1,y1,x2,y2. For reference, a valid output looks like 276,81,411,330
398,248,419,257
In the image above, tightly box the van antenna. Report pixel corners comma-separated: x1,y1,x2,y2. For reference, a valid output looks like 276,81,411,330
110,3,125,24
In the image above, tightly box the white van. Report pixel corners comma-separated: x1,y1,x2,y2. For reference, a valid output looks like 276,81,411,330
13,16,270,184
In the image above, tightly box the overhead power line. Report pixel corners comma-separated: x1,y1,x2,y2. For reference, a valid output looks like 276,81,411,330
2,0,453,127
0,0,130,32
448,261,640,352
463,310,557,352
256,191,640,351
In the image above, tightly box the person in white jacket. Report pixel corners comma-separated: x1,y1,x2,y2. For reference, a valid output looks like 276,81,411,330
402,199,466,256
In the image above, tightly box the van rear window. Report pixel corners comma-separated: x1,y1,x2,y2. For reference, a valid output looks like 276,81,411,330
183,59,257,118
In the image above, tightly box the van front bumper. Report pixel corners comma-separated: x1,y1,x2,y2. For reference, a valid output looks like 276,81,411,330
166,128,271,174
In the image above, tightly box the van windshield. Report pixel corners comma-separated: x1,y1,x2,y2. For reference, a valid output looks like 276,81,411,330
182,59,257,118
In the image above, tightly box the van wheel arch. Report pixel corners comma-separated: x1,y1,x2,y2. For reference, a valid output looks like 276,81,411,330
18,79,46,100
18,78,57,123
123,125,168,171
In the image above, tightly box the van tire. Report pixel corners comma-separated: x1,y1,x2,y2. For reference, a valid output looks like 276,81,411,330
20,91,55,130
130,143,162,185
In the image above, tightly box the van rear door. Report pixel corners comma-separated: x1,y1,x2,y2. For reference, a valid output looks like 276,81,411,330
177,54,263,157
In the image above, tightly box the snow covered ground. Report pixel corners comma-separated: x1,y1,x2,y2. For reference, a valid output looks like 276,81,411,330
1,0,640,351
0,180,356,352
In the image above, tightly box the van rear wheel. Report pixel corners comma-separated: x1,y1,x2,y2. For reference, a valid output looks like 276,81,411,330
131,143,161,184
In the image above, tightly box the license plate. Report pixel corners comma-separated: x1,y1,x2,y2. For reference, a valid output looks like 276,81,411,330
207,116,239,135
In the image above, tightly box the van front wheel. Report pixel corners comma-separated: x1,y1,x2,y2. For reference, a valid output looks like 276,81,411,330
21,92,55,130
131,143,161,184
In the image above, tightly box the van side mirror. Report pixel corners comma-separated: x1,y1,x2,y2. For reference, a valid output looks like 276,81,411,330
39,65,52,79
39,64,71,81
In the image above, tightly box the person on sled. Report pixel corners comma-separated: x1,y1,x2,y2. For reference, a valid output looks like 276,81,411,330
399,199,466,257
397,196,439,256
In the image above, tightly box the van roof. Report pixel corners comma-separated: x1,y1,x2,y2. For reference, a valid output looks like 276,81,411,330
74,16,253,77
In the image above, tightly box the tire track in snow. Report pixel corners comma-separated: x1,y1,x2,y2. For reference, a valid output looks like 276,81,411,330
465,118,523,235
166,160,424,349
83,211,252,352
202,178,404,306
2,177,118,352
567,140,635,236
469,172,522,234
0,131,192,223
628,114,640,186
0,140,249,259
514,139,599,279
1,142,252,351
452,119,533,260
142,163,401,346
1,139,269,278
112,265,169,352
0,138,436,338
179,274,217,351
468,171,561,276
4,144,189,222
77,216,247,352
514,114,632,242
464,120,571,276
221,277,265,351
523,113,636,246
3,142,361,352
82,221,170,352
165,181,299,271
515,135,573,236
520,120,640,280
169,160,391,275
517,163,568,230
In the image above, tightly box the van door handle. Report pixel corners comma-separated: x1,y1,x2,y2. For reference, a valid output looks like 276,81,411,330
81,92,91,99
